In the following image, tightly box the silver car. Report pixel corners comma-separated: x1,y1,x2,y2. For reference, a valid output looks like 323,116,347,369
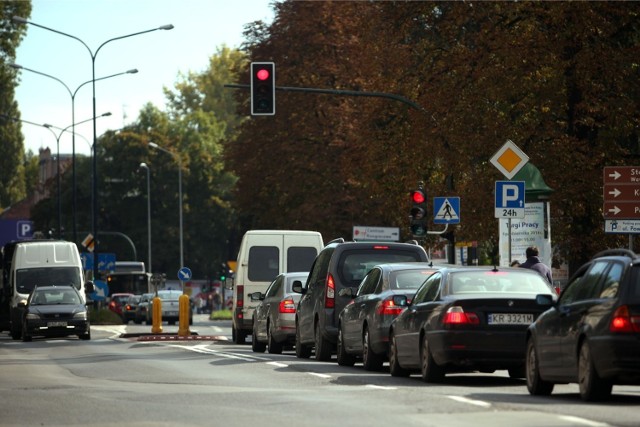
149,290,193,325
250,272,309,354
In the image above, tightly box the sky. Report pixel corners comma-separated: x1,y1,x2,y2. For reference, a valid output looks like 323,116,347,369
12,0,276,156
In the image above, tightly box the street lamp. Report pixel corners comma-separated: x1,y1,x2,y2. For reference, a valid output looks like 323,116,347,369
8,63,138,244
43,113,111,238
13,15,174,281
148,142,184,270
139,162,152,274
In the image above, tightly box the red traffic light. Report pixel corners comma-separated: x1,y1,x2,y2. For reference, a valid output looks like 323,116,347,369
256,68,270,81
411,190,425,204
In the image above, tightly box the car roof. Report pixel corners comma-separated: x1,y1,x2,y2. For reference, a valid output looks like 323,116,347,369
33,285,77,291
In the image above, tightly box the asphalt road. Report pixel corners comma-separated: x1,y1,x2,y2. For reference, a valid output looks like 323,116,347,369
0,314,638,427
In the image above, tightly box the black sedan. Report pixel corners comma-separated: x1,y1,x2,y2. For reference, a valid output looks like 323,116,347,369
337,262,440,370
388,266,556,382
526,249,640,401
20,285,91,341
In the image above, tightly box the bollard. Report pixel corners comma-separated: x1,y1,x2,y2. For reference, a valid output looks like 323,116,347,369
177,293,190,337
151,296,163,334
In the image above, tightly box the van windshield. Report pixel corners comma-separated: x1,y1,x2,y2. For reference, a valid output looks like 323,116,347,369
16,267,82,295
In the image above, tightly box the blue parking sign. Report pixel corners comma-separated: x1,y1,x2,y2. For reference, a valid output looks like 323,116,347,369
495,181,525,219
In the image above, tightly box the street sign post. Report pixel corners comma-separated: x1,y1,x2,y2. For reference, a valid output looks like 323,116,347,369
433,197,460,224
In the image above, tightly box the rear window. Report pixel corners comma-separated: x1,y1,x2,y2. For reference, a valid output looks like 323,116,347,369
448,270,554,295
248,246,279,282
391,269,437,290
287,247,318,273
339,249,424,286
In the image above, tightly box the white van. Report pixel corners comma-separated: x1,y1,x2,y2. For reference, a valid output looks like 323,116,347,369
230,230,324,344
2,240,91,340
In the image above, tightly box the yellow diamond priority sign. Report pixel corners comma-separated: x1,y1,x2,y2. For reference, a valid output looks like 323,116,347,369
490,140,529,179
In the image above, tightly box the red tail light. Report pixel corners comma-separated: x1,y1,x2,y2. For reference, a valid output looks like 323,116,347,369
125,304,131,310
442,306,480,325
279,297,296,314
554,286,561,295
376,297,404,316
610,305,640,333
236,285,244,308
325,274,335,308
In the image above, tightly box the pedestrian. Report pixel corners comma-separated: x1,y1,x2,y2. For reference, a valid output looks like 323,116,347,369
519,246,553,284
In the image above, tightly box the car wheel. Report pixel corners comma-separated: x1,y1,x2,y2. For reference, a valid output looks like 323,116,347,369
21,323,31,342
389,331,409,377
362,326,384,371
578,340,612,401
79,328,91,341
314,321,333,362
421,335,445,383
251,324,266,353
295,322,312,359
337,325,356,367
232,325,246,344
10,323,21,341
525,336,554,395
267,322,283,354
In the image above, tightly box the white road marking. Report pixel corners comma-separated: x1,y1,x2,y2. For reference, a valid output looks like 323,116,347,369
365,384,398,390
267,361,289,368
308,372,332,379
558,416,611,427
447,395,492,408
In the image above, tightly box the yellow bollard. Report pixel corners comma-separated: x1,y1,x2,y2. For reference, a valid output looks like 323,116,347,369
178,293,191,337
151,296,163,334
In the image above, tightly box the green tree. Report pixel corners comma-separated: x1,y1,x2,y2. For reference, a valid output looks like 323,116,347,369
0,1,32,209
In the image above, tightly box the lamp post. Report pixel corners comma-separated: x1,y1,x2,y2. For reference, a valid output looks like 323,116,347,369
43,114,110,238
139,162,152,274
7,63,138,244
13,15,174,281
148,142,184,271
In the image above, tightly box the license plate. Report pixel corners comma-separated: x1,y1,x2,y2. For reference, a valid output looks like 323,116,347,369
488,313,533,325
166,311,178,316
47,321,67,327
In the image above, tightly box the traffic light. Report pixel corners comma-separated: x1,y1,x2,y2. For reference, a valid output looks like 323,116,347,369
410,185,427,238
250,62,275,115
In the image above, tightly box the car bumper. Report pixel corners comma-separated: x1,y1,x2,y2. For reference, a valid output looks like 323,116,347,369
590,334,640,382
429,329,527,369
272,314,297,343
25,320,90,337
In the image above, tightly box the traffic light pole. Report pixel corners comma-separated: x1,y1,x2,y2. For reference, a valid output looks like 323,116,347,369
224,83,429,114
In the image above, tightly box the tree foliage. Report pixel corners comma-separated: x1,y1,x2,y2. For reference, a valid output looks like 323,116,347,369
0,1,32,209
228,1,640,271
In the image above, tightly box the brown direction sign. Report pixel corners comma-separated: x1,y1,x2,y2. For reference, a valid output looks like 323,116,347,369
603,202,640,219
603,166,640,184
603,166,640,219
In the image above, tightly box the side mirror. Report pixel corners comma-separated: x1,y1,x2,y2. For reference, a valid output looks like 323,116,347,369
224,277,234,290
17,301,27,308
338,287,355,298
292,280,304,294
84,281,95,294
392,294,409,307
536,294,554,306
249,292,264,301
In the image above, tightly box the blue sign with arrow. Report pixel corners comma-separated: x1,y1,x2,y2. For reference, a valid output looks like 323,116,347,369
178,267,192,281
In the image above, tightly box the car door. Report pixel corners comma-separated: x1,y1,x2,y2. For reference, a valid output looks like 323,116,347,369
263,276,284,334
297,248,331,344
343,268,381,351
556,260,610,375
395,272,442,368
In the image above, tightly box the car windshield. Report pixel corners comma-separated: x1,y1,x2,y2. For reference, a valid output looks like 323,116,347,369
16,267,82,295
448,270,553,295
157,291,182,301
31,289,80,305
391,270,436,290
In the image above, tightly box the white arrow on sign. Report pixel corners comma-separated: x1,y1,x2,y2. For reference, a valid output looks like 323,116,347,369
608,206,622,215
608,170,622,180
608,188,622,198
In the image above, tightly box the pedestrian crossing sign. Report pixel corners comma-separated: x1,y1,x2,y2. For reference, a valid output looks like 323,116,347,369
433,197,460,224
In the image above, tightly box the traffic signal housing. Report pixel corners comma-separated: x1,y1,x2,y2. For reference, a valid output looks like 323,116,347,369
250,62,275,115
410,186,427,238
